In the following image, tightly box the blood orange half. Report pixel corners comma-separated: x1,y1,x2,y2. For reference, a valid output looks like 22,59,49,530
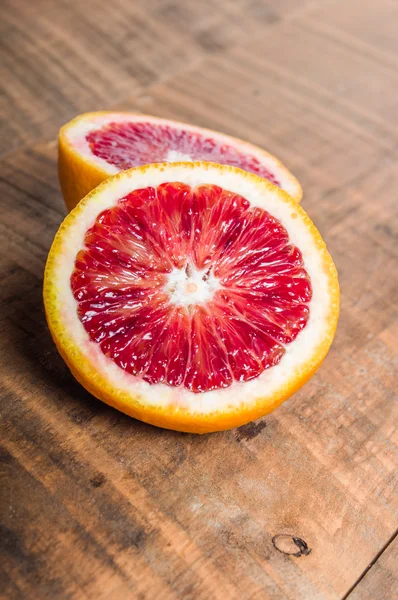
59,112,302,211
44,162,338,434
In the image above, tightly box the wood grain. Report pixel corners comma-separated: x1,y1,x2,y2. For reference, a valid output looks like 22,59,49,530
1,0,398,598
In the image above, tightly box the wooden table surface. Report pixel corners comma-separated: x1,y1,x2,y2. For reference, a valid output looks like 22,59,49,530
1,0,398,598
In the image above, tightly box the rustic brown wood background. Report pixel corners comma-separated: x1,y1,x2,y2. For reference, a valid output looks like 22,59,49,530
1,0,397,598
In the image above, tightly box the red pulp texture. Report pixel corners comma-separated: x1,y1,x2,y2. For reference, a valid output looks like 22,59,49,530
87,121,281,186
71,183,312,393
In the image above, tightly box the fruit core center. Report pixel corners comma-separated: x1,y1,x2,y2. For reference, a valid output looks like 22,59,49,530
165,264,220,306
166,149,193,162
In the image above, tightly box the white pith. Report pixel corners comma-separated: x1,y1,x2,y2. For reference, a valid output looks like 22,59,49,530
65,112,299,198
51,163,334,414
165,265,220,306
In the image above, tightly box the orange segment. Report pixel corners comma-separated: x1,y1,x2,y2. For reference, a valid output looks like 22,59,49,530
59,112,303,211
44,162,338,433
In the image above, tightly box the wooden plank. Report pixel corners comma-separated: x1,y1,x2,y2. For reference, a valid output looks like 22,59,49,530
347,535,398,600
1,0,398,598
1,65,398,600
0,0,312,157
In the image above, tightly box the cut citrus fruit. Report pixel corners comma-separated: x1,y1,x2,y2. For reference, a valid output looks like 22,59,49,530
44,162,338,434
59,112,302,211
